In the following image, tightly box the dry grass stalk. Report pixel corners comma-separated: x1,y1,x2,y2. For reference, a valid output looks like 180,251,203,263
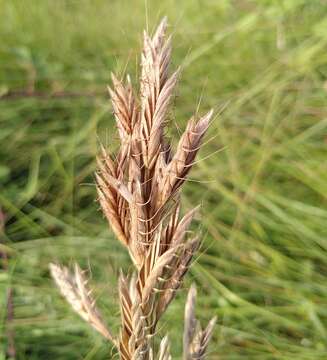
50,17,216,359
1,208,16,359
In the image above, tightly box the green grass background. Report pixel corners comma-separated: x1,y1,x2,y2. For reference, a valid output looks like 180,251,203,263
1,0,327,359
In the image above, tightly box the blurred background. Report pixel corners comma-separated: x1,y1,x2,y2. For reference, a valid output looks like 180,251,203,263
1,0,327,359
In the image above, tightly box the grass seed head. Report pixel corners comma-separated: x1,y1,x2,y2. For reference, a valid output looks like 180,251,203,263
51,17,215,359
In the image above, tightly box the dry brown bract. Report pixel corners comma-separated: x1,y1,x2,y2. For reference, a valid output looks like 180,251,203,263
50,17,216,359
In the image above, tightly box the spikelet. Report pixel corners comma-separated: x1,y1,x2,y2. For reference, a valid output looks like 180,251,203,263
158,336,172,360
183,285,217,360
118,272,151,359
49,263,116,345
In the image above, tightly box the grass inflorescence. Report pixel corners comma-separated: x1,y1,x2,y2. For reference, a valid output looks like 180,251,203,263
1,1,327,359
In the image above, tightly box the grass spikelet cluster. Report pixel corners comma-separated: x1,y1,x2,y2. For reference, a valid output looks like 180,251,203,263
50,17,215,359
